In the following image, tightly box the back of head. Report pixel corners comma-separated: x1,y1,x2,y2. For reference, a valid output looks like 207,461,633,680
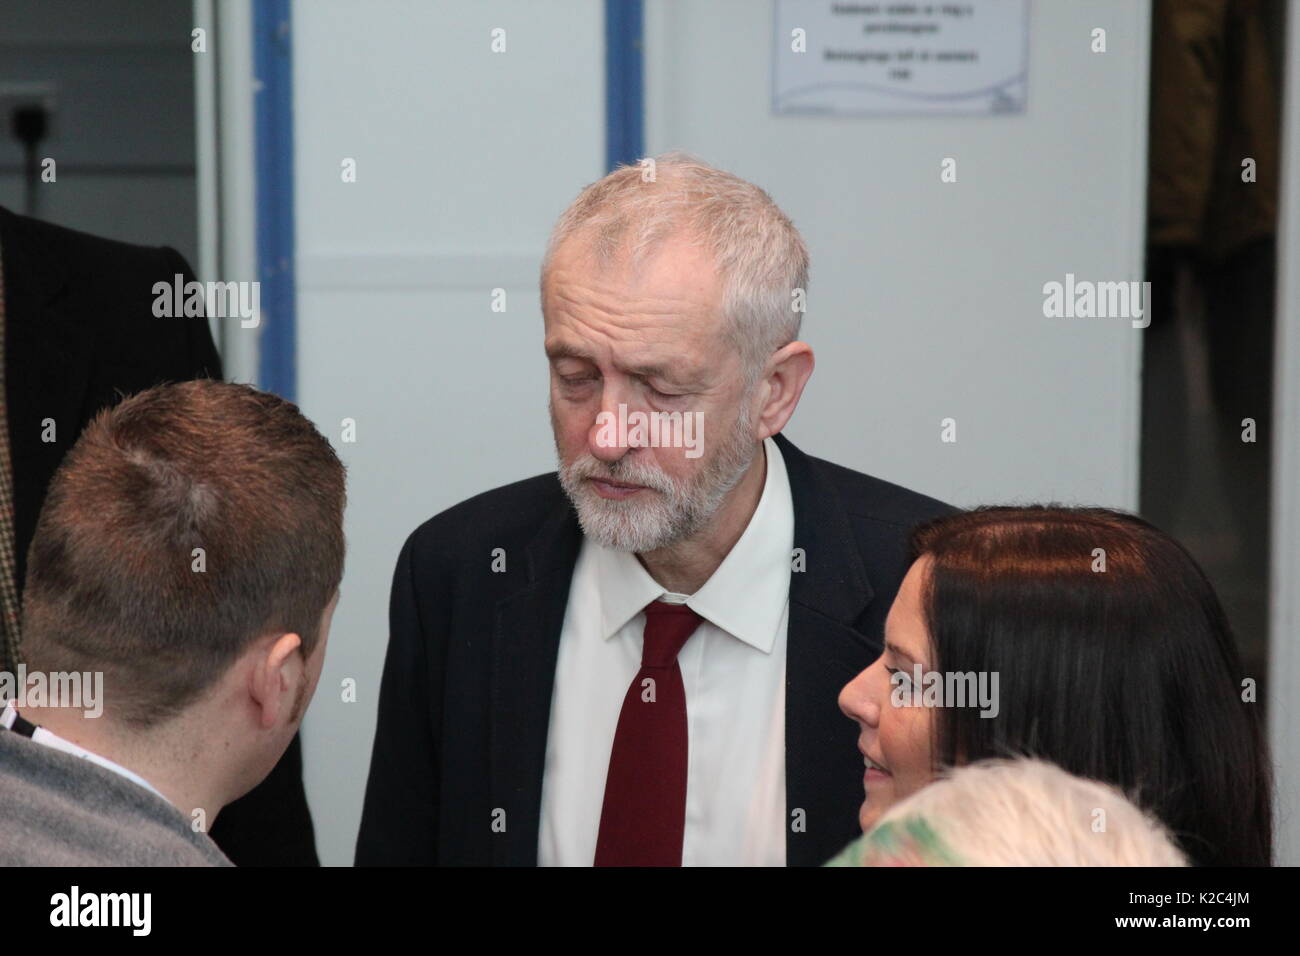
909,505,1272,866
21,380,346,729
859,757,1189,866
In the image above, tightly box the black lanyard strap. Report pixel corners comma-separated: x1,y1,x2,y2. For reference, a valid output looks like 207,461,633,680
3,712,38,738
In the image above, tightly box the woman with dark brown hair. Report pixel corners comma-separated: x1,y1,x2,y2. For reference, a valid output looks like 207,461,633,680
836,506,1272,866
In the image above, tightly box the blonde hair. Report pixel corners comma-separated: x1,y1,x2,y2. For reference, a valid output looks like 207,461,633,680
861,758,1189,867
540,151,809,380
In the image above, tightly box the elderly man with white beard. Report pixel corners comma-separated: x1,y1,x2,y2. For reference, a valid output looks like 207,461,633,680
356,152,953,867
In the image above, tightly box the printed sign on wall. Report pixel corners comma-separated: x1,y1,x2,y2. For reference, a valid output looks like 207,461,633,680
773,1,1030,116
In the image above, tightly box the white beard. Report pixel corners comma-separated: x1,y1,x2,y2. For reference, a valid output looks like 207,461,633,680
555,402,758,554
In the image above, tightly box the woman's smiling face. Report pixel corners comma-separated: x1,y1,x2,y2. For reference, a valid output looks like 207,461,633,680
837,555,938,832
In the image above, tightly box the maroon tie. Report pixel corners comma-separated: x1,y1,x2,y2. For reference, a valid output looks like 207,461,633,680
594,600,703,866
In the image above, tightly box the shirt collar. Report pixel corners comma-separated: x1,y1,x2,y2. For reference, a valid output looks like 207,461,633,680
1,701,168,801
591,436,794,653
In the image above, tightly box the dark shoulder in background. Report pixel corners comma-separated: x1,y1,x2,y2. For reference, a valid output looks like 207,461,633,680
0,205,318,866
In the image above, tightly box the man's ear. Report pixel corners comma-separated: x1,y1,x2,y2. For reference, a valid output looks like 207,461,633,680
755,342,814,440
248,633,303,730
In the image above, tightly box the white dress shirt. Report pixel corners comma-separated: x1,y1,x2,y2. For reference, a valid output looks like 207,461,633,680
1,701,167,801
538,436,793,866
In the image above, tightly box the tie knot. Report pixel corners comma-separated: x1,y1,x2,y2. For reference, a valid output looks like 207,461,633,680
640,600,703,668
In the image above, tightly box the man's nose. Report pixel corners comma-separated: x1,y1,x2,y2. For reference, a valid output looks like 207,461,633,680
587,384,638,463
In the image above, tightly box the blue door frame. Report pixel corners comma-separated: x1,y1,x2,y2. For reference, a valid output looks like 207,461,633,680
252,1,646,397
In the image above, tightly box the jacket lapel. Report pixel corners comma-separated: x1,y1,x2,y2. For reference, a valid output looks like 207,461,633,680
485,436,880,867
776,433,880,866
488,493,582,865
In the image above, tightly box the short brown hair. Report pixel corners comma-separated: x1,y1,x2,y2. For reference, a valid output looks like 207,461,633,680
22,380,346,728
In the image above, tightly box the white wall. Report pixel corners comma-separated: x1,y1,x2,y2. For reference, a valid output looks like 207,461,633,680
1268,0,1300,869
644,0,1149,507
291,0,1150,865
291,0,605,865
195,0,261,378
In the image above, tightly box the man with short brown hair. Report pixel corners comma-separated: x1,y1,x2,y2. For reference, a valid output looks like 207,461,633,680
0,380,346,865
0,204,320,865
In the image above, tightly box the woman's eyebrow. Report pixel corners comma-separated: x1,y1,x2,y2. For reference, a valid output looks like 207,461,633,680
885,641,919,666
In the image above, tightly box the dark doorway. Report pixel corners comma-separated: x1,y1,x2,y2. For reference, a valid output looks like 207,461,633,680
1141,0,1287,697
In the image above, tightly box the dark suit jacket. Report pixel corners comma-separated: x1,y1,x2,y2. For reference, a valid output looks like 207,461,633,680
356,433,955,866
0,205,318,867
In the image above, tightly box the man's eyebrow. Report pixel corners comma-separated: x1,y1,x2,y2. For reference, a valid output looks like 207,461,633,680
544,345,696,386
622,361,680,382
544,342,592,363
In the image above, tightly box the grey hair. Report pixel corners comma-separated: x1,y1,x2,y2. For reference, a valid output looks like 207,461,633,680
865,758,1190,867
540,151,809,381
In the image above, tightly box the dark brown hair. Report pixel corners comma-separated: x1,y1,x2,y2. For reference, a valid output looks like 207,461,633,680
22,380,346,728
910,505,1272,866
